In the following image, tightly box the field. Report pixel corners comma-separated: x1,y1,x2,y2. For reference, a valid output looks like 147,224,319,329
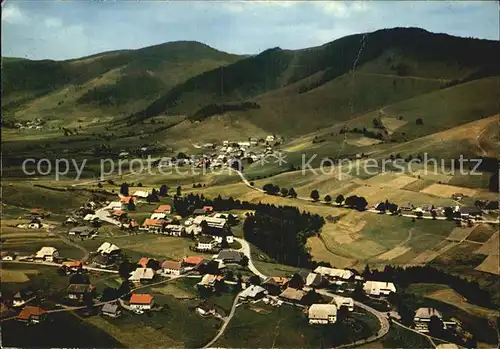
359,324,432,349
421,183,478,198
467,224,497,243
474,232,499,275
215,304,381,348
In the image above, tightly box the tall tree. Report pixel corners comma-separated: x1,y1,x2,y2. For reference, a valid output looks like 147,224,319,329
120,183,129,196
324,195,332,204
159,184,169,196
310,190,320,202
335,194,345,205
288,187,297,198
176,185,182,196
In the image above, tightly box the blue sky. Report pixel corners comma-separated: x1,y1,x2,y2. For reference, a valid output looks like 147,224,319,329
2,1,498,60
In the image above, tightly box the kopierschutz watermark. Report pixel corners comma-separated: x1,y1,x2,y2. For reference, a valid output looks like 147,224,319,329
20,153,484,181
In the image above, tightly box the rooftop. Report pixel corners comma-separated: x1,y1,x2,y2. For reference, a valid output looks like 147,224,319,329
130,293,153,304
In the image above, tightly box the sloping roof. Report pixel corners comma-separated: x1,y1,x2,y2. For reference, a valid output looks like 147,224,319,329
193,209,207,215
279,287,306,301
35,247,57,258
415,307,443,319
460,206,482,215
193,216,227,228
133,191,149,198
130,293,153,305
150,213,167,219
363,281,397,293
162,260,182,270
62,261,82,268
198,274,223,286
308,304,337,319
129,268,155,281
120,196,135,204
216,250,244,262
138,257,150,268
17,306,46,320
143,218,165,227
306,273,323,286
202,206,214,212
97,242,121,254
155,205,172,213
331,295,354,308
102,303,120,313
240,285,266,299
183,256,204,265
313,266,354,280
112,210,126,216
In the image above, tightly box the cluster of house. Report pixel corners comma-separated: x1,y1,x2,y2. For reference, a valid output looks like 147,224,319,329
139,204,236,252
13,118,44,130
158,135,279,170
15,208,50,230
398,202,483,219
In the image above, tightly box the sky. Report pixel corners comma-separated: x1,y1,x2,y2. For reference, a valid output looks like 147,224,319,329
2,0,499,60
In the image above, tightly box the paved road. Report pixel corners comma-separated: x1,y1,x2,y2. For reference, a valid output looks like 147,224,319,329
315,289,390,348
202,294,242,349
1,260,118,274
234,237,268,279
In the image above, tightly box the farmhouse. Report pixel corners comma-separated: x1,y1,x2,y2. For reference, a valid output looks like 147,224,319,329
67,284,96,301
129,294,154,310
202,206,214,213
240,285,267,301
314,266,354,281
197,236,216,251
196,300,217,317
299,271,324,288
164,224,185,236
459,206,482,218
101,303,122,318
197,274,224,290
111,210,127,220
142,218,165,233
414,307,444,333
120,196,136,210
214,250,245,264
129,268,155,283
279,287,306,304
35,247,59,262
400,203,414,211
61,260,83,273
183,256,204,267
68,226,97,239
162,260,185,275
262,277,289,295
83,214,99,222
133,190,149,198
155,205,172,214
331,295,354,311
308,304,337,324
16,306,47,324
97,242,121,256
363,281,396,296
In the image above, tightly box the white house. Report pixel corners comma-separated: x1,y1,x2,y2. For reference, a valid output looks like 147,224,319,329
97,242,121,256
197,236,216,251
35,247,58,262
240,285,267,301
308,304,337,324
150,213,167,220
363,281,396,296
331,295,354,311
128,268,155,282
414,308,443,333
162,260,185,275
193,216,227,229
129,294,154,310
314,266,354,281
164,224,185,237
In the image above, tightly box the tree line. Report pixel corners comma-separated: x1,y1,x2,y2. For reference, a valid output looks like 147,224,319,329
243,205,325,268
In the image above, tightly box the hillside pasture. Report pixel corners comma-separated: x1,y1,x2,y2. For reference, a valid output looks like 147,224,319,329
420,183,477,198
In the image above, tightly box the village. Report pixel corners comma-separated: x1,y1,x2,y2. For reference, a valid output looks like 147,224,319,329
1,185,486,349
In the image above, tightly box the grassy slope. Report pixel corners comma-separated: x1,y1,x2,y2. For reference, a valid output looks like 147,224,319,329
3,41,241,124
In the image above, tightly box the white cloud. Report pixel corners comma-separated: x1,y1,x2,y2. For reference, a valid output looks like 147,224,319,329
44,17,63,28
2,5,28,24
315,1,370,18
